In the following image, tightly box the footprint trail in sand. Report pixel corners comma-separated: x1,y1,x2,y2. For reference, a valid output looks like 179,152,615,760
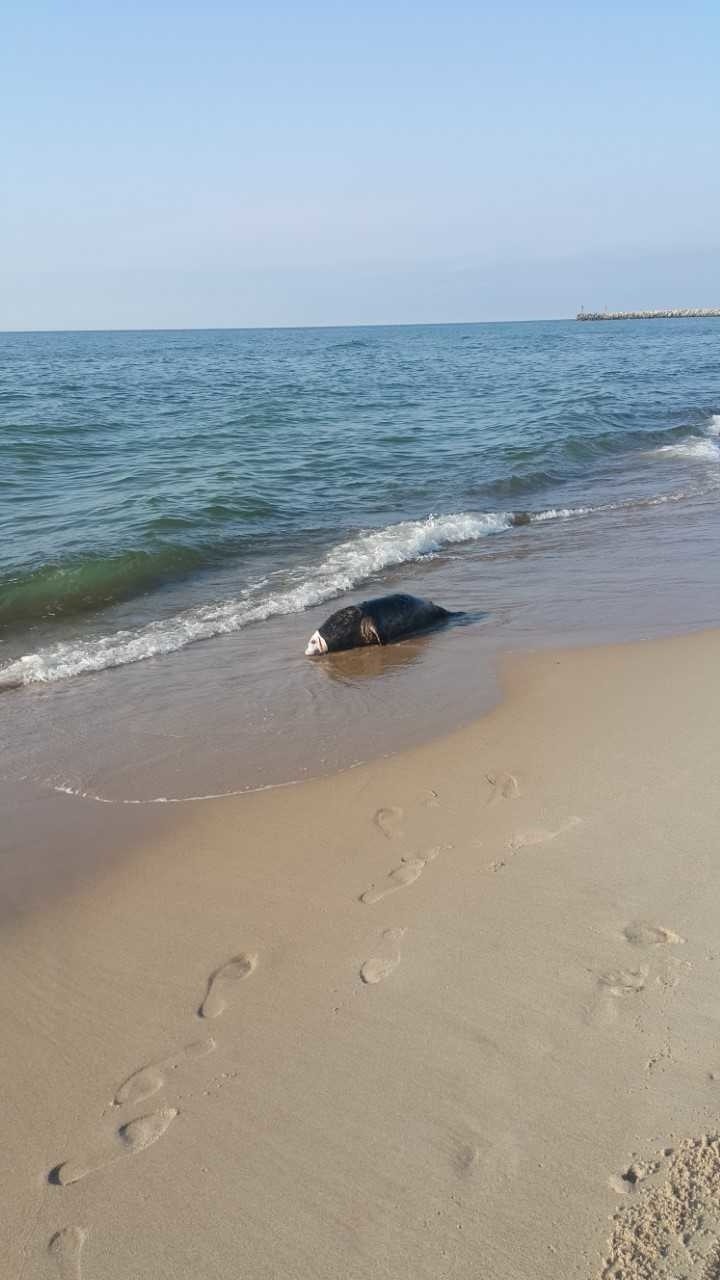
199,952,257,1019
113,1036,215,1107
360,928,406,984
52,1106,178,1186
359,846,446,905
48,1226,87,1280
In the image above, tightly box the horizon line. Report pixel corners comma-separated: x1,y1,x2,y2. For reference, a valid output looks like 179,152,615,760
0,315,589,335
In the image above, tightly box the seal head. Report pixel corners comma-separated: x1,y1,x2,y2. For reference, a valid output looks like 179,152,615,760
305,630,328,656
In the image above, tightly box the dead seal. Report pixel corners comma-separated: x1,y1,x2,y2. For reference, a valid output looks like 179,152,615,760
305,593,459,656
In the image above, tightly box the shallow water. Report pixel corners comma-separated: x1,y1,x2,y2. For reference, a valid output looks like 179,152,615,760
2,319,720,812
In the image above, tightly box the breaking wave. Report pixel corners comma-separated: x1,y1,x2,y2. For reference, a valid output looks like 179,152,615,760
652,413,720,461
0,512,511,687
655,438,720,461
0,545,209,627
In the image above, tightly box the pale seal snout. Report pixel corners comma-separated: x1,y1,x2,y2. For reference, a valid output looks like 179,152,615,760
305,630,328,656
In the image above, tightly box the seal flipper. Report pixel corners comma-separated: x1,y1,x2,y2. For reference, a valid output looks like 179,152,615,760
360,615,382,646
427,602,463,622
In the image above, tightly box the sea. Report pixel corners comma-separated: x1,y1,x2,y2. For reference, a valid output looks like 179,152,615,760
2,319,720,821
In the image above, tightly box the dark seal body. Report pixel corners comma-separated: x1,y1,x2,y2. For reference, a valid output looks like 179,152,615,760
307,593,457,655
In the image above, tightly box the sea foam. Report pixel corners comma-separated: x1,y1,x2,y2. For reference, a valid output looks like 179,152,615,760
655,438,720,461
652,413,720,461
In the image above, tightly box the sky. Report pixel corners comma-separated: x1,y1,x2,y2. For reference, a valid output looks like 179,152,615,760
2,1,719,329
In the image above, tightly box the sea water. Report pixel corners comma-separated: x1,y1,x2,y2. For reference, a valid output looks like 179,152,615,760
2,319,719,806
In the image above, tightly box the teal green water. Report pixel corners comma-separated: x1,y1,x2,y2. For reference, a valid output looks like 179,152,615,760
2,320,719,687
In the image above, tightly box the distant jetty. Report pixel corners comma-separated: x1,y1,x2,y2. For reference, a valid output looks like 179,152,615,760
577,308,720,321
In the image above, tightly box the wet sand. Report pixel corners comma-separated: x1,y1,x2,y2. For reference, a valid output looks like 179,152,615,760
4,628,720,1278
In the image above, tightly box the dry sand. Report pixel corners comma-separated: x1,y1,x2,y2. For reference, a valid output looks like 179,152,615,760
4,628,720,1279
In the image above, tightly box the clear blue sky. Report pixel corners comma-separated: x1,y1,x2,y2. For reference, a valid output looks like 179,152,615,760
2,1,718,328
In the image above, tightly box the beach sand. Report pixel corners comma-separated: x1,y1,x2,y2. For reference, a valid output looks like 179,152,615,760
4,628,720,1279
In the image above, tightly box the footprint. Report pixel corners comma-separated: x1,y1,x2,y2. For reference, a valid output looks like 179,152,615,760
51,1106,178,1186
608,1160,658,1195
623,921,685,947
113,1037,216,1107
359,846,445,905
199,952,257,1019
48,1227,87,1279
360,858,424,904
655,954,692,992
486,772,520,804
373,807,404,839
360,928,406,984
646,1040,672,1074
453,1142,480,1178
508,816,581,852
598,967,648,997
585,966,648,1025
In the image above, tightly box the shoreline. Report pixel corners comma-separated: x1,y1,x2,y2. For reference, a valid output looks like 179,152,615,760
5,627,720,1277
0,614,715,917
2,613,708,921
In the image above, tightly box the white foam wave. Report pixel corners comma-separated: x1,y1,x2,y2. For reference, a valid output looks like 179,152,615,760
531,506,590,522
51,777,303,804
0,511,511,688
655,438,720,461
652,413,720,461
530,494,685,525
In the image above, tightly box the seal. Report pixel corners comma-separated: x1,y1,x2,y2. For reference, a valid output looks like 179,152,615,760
305,593,459,656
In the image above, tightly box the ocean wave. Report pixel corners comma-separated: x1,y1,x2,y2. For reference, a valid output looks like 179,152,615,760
329,337,371,350
529,422,694,465
654,438,720,461
480,421,712,501
0,499,281,626
522,492,685,526
531,506,590,522
651,412,720,462
483,469,560,498
0,512,511,687
0,545,208,626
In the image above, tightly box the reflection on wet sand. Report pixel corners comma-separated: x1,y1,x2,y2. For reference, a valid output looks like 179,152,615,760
312,612,488,687
317,638,427,685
